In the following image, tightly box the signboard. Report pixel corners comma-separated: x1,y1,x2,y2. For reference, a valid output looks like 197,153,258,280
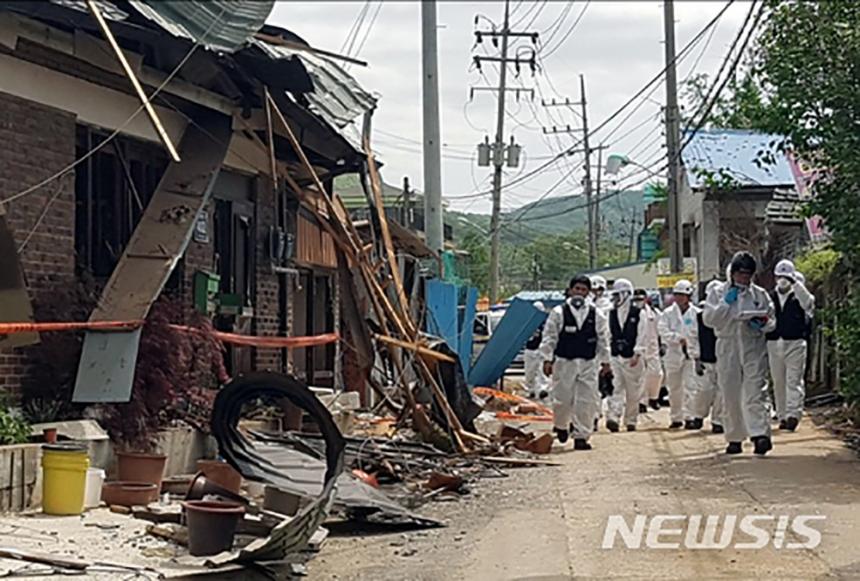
655,257,697,276
656,273,697,289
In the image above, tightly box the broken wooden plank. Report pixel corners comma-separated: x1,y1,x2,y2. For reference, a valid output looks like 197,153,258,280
481,456,562,467
0,548,90,571
373,334,456,363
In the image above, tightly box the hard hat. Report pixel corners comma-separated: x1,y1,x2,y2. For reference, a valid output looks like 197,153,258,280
730,251,757,274
612,278,634,294
705,279,722,296
533,301,546,312
774,259,796,279
590,275,607,290
633,288,648,298
672,279,694,295
795,272,806,285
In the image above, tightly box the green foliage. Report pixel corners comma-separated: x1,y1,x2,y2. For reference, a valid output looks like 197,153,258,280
0,407,31,445
794,248,841,289
751,0,860,409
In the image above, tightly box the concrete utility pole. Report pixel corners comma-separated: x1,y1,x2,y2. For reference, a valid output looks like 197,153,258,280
579,74,596,270
664,0,683,273
421,0,444,254
594,143,603,262
472,0,536,304
487,0,510,305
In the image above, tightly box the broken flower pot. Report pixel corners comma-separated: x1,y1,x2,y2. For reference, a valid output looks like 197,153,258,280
116,452,167,488
183,500,245,556
101,481,158,507
196,459,242,493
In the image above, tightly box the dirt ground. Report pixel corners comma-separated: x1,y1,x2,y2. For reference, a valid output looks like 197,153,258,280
311,408,860,581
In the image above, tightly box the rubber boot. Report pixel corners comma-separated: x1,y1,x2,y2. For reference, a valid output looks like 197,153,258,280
785,417,799,432
606,419,620,433
725,442,743,454
669,421,684,429
684,419,696,430
573,439,592,451
638,403,648,414
649,398,661,411
753,436,773,456
778,419,787,430
712,424,724,434
553,427,569,444
692,418,704,430
626,424,636,432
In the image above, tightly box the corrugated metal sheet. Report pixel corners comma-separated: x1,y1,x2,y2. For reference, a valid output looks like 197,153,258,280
128,0,274,53
252,40,377,129
49,0,128,20
468,299,546,387
683,129,794,189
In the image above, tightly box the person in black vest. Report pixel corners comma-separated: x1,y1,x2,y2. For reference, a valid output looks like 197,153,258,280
767,259,815,432
689,279,725,433
540,275,611,450
524,302,549,400
605,279,649,432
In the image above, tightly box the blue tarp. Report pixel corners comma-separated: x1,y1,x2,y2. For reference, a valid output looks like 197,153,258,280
468,299,547,387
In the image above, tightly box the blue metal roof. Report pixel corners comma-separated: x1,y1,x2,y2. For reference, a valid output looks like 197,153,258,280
683,129,794,189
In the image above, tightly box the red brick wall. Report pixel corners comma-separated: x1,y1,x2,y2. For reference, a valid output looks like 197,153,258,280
0,92,76,395
253,178,283,372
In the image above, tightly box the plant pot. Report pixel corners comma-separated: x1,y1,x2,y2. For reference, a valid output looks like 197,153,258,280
101,481,158,507
42,428,58,444
183,500,245,556
196,460,242,493
116,452,167,488
185,473,248,505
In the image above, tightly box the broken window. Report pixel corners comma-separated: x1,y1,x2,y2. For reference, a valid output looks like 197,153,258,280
74,125,168,278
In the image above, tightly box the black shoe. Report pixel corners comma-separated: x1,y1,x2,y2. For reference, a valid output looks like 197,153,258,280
778,419,787,430
639,403,648,414
593,417,599,431
553,427,569,444
669,421,684,429
573,439,592,451
606,419,620,433
726,442,743,454
692,418,704,430
785,417,799,432
649,399,661,411
627,424,636,432
684,420,696,430
712,424,724,434
753,436,773,456
538,390,549,400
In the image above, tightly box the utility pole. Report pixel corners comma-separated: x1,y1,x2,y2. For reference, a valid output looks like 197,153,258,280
402,176,412,229
472,0,536,304
579,74,596,270
594,143,603,263
664,0,683,273
421,0,444,254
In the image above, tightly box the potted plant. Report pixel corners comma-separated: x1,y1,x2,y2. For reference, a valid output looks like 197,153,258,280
98,295,227,488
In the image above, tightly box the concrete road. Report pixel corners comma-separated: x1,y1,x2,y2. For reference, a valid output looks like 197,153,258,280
311,409,860,580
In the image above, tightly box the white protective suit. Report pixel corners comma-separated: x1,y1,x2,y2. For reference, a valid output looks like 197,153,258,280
607,301,649,427
703,280,776,443
658,302,700,423
768,281,815,421
689,308,725,427
638,303,664,405
540,298,611,441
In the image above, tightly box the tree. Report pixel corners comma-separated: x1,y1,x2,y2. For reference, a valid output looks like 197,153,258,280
680,72,775,131
751,0,860,411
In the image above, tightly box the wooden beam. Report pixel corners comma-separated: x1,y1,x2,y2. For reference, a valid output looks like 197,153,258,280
373,334,456,363
86,0,180,162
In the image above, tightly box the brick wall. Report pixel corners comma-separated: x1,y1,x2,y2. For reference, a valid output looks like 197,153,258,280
253,177,283,372
0,91,76,395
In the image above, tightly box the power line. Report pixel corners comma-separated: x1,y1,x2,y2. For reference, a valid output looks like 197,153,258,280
541,0,590,59
351,2,383,62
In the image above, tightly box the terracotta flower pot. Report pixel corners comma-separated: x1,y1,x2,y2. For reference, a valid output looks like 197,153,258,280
196,459,242,493
116,452,167,488
42,428,58,444
183,500,245,556
185,473,248,505
102,481,158,507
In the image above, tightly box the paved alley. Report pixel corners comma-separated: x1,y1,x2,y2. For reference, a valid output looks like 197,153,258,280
311,410,860,580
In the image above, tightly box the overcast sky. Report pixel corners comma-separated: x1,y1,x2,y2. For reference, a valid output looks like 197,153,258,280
269,1,751,215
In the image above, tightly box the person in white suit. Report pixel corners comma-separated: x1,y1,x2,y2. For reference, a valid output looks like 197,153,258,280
605,279,648,432
658,279,700,429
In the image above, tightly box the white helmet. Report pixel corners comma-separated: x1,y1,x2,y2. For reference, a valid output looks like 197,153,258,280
672,279,694,296
774,259,796,279
590,275,607,291
612,278,634,294
795,272,806,285
532,301,546,313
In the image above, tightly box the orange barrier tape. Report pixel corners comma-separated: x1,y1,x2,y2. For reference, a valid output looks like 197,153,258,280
494,412,554,423
0,321,339,349
0,320,143,333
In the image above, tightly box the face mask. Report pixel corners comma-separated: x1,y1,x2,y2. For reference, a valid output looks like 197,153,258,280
632,299,645,309
777,278,792,293
570,296,585,309
733,282,749,291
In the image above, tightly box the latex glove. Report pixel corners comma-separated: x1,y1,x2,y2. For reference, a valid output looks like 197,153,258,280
695,359,705,377
748,318,766,332
725,286,739,304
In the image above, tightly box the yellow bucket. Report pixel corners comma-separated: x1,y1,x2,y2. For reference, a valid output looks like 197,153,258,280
41,444,90,515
